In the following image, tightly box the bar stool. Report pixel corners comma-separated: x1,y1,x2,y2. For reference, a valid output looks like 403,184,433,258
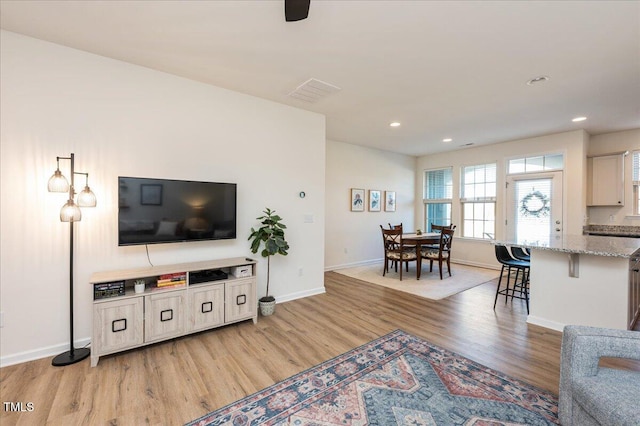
510,246,530,262
493,245,530,313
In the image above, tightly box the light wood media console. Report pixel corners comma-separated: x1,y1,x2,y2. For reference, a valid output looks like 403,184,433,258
90,257,257,367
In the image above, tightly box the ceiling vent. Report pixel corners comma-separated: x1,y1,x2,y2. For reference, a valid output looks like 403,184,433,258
288,78,341,103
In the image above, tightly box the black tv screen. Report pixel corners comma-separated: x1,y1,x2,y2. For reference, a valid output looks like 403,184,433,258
118,177,237,246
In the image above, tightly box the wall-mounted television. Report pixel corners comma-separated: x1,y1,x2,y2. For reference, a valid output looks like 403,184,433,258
118,176,237,246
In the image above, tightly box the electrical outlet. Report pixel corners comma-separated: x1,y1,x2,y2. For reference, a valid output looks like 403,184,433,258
344,248,348,254
298,267,303,276
0,312,4,328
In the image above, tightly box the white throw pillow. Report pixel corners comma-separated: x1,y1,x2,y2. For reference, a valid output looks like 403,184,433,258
156,221,178,236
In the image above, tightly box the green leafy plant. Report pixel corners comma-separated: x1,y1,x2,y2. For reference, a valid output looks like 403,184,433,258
248,208,289,302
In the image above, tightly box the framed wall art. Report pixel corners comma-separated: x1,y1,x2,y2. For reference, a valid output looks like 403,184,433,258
350,188,365,211
140,184,163,206
385,191,396,212
369,190,381,212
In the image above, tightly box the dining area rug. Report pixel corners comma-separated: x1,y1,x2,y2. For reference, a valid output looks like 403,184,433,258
186,330,558,425
333,262,498,300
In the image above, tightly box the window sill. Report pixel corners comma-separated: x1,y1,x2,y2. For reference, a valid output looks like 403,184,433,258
458,237,494,243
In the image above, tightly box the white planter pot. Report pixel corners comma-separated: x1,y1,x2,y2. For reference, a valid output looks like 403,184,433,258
259,300,276,316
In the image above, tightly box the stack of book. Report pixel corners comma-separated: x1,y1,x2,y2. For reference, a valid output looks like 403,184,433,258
155,272,186,290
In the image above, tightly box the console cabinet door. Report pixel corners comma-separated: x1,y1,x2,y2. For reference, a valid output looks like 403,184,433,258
225,279,256,323
189,283,225,332
93,297,144,355
145,291,186,342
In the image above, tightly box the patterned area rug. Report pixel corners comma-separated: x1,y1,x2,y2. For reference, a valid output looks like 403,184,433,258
333,263,498,300
187,330,558,425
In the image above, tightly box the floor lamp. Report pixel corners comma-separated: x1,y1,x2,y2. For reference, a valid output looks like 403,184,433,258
47,153,97,366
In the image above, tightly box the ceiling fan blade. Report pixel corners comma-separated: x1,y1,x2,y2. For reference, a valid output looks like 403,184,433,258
285,0,310,22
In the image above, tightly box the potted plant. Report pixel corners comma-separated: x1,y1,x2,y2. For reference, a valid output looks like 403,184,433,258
248,207,289,316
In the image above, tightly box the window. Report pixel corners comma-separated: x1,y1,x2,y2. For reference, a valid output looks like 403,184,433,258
633,151,640,215
424,168,452,231
461,163,496,239
508,154,563,174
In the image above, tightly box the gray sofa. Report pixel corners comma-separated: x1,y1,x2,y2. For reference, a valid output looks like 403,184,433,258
559,325,640,425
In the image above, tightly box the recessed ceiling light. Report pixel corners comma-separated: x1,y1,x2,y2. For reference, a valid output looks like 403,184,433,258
389,122,401,127
572,116,587,122
526,75,550,85
443,138,452,142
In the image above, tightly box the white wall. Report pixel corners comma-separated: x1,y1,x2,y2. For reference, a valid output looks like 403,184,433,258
325,140,416,269
416,130,589,268
587,128,640,225
0,31,326,365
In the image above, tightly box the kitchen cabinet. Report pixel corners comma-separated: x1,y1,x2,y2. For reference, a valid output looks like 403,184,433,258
587,153,625,206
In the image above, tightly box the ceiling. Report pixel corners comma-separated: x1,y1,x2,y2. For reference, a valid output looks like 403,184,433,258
1,1,639,156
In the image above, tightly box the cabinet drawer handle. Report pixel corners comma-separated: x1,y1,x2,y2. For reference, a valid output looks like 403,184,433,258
112,318,127,333
236,294,247,306
201,301,213,313
160,309,173,322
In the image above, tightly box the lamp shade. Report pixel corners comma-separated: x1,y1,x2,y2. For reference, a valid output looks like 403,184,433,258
77,185,97,207
60,199,82,222
47,169,69,193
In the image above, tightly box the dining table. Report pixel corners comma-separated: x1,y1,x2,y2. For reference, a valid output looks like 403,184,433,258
401,232,441,279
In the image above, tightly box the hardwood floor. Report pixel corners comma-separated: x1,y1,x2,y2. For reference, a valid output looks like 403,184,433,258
0,270,633,425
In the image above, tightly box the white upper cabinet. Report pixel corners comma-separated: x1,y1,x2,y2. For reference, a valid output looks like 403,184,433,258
587,154,625,206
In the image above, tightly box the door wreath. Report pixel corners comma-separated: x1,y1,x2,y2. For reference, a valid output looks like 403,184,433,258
520,190,550,217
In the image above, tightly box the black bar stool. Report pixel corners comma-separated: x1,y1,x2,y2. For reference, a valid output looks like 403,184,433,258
493,245,530,313
510,246,530,262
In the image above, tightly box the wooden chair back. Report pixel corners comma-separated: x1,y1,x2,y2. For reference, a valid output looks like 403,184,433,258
431,223,456,233
380,227,416,280
380,226,403,251
422,227,455,279
439,228,454,253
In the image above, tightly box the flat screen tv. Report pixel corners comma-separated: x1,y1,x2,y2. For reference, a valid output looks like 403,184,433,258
118,176,237,246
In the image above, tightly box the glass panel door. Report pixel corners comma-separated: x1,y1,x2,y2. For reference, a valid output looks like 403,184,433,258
506,172,563,245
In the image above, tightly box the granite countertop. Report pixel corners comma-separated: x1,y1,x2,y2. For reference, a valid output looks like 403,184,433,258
583,224,640,238
493,234,640,258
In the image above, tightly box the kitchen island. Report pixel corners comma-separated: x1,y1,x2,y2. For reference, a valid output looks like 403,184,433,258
494,235,640,331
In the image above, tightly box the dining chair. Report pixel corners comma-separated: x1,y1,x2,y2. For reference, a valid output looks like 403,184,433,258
380,227,417,281
421,227,454,279
430,223,456,232
493,244,530,313
389,223,418,252
426,224,456,249
380,225,396,272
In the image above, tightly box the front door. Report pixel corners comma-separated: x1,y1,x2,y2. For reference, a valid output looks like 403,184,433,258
506,172,563,245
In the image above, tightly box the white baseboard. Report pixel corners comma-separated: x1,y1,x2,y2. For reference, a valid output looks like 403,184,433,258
450,258,500,270
325,258,383,272
1,337,91,368
276,286,326,304
526,315,565,332
2,287,327,368
3,261,499,368
326,258,500,272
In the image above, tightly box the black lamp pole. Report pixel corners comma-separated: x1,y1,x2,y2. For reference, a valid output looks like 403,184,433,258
52,153,91,366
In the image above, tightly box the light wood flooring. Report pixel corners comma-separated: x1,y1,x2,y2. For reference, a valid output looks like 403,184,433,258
1,270,637,425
